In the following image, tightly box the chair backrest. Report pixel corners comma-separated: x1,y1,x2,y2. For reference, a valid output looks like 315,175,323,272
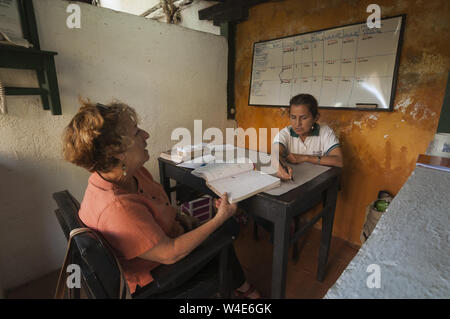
53,190,123,298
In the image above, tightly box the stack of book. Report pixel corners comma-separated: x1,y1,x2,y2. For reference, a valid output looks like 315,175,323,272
416,154,450,172
159,144,211,163
180,196,213,225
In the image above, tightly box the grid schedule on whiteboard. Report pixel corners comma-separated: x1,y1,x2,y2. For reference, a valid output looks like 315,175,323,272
249,15,405,110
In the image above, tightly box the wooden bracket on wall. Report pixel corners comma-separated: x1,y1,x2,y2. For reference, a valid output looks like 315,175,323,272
0,0,62,115
0,45,62,115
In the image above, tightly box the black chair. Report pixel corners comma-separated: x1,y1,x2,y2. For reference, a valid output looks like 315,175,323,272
53,190,239,299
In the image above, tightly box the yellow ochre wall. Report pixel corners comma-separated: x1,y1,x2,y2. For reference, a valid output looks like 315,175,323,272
234,0,450,245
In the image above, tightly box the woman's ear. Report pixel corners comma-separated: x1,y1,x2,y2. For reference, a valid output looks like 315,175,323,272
115,152,126,163
315,113,320,122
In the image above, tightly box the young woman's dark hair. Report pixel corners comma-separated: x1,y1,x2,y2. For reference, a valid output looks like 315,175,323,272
289,94,319,118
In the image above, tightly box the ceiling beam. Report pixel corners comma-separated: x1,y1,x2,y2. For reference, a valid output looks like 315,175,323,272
212,6,249,26
198,0,271,21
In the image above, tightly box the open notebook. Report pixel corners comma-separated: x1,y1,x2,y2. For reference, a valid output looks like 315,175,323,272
191,161,280,204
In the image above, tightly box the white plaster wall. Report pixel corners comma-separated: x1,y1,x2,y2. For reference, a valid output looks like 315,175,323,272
0,0,231,291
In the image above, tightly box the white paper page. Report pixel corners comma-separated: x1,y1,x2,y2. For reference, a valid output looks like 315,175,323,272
208,170,280,204
264,162,331,196
191,161,253,182
177,155,216,169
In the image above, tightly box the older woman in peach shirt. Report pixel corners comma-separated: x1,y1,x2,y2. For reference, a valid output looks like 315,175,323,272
63,100,260,298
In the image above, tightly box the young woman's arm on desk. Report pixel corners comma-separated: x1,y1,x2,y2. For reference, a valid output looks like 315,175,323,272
286,147,343,167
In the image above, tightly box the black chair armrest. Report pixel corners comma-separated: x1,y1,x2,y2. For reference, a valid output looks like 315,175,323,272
151,218,239,288
53,191,84,237
55,209,71,241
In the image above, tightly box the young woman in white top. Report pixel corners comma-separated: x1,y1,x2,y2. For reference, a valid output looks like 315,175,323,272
272,94,343,180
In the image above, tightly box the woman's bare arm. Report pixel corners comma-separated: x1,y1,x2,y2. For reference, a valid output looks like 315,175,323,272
271,143,293,180
138,193,237,264
286,147,343,167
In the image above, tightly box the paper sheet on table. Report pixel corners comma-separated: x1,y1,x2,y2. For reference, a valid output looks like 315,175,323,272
212,147,272,165
264,162,331,196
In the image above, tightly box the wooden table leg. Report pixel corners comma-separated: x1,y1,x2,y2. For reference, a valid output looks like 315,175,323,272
317,177,339,282
271,212,290,299
43,55,62,115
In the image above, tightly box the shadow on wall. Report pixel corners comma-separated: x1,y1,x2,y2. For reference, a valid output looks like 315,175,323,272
323,132,373,242
0,157,88,290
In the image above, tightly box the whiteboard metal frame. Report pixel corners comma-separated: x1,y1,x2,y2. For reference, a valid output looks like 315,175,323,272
248,14,406,112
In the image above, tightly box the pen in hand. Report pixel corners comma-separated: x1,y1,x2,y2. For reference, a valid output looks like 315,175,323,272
279,159,294,181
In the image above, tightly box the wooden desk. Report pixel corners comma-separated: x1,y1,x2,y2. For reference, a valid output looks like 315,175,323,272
158,157,341,299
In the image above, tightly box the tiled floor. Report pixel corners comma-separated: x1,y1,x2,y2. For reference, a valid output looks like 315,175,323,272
233,217,359,299
6,217,359,299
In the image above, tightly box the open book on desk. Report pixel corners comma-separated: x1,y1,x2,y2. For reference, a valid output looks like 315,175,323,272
191,161,280,204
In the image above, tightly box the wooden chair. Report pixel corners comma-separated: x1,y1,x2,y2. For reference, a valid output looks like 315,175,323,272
53,190,238,299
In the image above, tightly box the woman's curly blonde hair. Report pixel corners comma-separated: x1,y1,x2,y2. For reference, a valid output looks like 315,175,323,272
63,99,138,173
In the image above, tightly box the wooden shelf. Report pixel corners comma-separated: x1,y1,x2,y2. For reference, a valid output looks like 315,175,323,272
0,44,62,115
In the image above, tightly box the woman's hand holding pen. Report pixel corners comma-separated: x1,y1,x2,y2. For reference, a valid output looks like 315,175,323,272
277,160,293,181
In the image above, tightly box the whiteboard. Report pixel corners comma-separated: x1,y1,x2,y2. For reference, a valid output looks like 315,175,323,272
249,15,405,111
